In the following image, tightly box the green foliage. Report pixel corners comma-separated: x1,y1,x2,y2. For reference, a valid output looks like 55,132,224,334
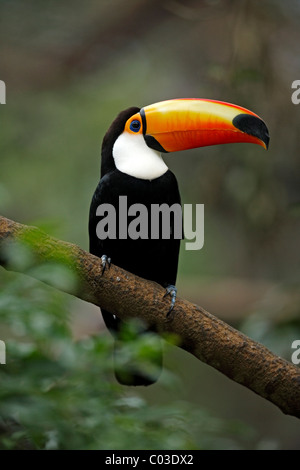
0,259,253,450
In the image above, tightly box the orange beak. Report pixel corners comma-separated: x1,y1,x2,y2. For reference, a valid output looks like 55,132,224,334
124,98,269,152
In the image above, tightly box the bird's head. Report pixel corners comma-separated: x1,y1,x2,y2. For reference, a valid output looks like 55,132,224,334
101,99,269,179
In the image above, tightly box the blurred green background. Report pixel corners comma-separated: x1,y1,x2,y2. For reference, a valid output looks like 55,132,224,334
1,0,300,449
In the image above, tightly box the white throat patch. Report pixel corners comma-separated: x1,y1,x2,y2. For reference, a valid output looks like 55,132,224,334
112,132,168,180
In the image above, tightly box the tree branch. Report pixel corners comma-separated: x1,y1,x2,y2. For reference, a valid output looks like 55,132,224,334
0,215,299,419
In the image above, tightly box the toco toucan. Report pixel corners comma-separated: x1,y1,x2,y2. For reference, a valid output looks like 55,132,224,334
89,98,269,386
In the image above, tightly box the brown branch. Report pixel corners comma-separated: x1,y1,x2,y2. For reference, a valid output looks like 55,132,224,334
0,215,299,419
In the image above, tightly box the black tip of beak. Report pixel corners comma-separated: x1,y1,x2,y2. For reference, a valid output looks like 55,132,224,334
233,114,270,149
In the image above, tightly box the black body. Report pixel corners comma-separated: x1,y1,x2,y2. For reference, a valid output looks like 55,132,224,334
89,169,181,286
89,108,181,385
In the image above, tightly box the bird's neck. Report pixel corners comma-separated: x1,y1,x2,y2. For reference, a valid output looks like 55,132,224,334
112,133,168,180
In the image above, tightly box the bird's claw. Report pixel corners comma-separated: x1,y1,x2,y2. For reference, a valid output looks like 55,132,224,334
101,255,111,275
164,285,177,317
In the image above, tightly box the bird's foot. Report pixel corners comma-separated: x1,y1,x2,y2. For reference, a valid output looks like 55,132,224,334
101,255,111,275
164,285,177,317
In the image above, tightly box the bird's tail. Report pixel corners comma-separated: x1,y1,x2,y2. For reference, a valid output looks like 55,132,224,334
113,336,162,386
101,309,162,386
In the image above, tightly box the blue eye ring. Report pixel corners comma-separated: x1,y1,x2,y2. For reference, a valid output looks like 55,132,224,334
130,119,141,132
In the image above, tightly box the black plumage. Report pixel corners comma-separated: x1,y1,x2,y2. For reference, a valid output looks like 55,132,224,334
89,108,181,385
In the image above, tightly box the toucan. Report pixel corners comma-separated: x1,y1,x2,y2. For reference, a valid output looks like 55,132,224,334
89,98,269,386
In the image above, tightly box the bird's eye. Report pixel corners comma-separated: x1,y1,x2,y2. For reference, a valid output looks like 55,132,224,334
130,120,141,132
